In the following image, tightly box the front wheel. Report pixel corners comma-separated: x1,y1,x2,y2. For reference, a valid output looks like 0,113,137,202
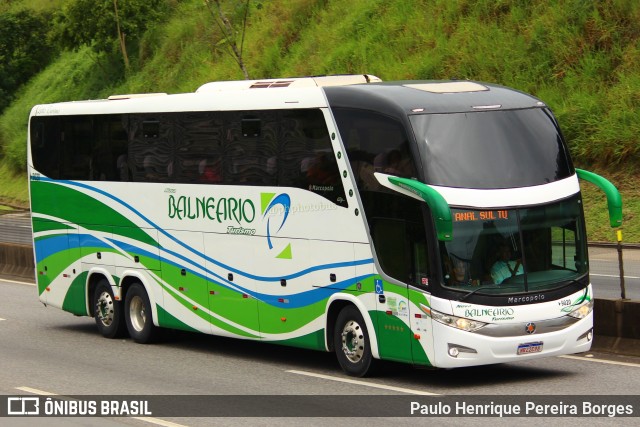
334,305,377,377
124,283,159,343
93,279,126,338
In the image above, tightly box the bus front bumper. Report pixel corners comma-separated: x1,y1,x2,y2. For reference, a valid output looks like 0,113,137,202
430,313,593,368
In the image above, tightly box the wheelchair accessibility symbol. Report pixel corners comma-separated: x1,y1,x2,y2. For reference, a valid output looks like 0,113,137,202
375,279,384,295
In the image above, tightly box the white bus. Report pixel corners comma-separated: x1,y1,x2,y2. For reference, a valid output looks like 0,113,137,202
28,75,622,376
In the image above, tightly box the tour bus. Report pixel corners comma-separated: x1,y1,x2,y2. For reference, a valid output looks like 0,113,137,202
28,75,622,377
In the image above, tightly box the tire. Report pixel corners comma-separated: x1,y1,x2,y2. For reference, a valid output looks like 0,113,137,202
93,279,126,338
334,305,377,377
124,283,159,343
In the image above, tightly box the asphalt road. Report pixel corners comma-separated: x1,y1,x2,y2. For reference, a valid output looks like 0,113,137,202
1,279,640,426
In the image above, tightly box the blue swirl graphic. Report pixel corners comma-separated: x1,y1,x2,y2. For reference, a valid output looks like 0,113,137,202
263,193,291,250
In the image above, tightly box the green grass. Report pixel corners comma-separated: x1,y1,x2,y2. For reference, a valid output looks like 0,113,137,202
0,162,28,208
0,0,638,239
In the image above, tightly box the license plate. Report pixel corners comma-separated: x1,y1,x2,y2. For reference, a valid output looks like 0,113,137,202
517,342,543,355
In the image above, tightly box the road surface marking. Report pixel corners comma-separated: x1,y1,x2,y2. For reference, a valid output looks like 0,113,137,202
0,318,5,321
15,386,56,395
590,273,640,280
286,370,440,395
1,278,36,286
15,386,188,427
559,355,640,368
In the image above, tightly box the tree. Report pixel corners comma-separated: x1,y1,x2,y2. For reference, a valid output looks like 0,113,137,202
54,0,167,71
0,10,56,112
204,0,256,79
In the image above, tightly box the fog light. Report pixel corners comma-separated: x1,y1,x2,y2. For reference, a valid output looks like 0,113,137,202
448,343,478,357
578,328,593,342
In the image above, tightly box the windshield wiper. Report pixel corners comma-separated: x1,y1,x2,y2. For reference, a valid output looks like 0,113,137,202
456,284,518,302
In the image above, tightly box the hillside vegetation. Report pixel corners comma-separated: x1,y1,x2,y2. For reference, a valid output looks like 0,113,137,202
0,0,637,242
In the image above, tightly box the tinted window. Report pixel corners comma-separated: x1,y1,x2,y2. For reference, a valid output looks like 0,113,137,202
333,108,428,286
173,112,224,184
30,115,128,181
30,109,346,206
129,114,173,182
410,108,572,189
30,116,60,178
279,110,346,206
367,194,430,287
224,111,278,186
333,108,417,192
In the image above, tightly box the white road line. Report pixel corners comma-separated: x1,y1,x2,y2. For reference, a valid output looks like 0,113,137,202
286,370,441,395
590,273,640,279
15,386,56,395
15,386,188,427
1,278,36,286
0,318,5,321
126,417,188,427
559,355,640,368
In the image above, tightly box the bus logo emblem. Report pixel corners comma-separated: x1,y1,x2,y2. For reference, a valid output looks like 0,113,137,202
261,192,292,259
525,322,536,334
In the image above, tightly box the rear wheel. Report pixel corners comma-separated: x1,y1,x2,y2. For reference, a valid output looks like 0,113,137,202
93,279,126,338
334,305,376,377
125,283,159,343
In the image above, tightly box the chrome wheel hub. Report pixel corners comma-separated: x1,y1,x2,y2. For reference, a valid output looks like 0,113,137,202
129,295,146,332
96,291,114,327
341,320,365,363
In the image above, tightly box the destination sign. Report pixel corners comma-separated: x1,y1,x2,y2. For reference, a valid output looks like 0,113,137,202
453,210,509,222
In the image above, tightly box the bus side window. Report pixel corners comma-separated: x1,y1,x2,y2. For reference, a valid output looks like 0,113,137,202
333,108,418,191
372,218,409,281
365,193,430,287
59,116,93,180
371,215,430,287
223,111,278,186
128,115,173,183
171,112,224,184
333,108,428,286
279,110,347,207
31,116,61,179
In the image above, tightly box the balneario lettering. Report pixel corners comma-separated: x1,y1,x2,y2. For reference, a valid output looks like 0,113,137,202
464,308,514,318
168,195,255,224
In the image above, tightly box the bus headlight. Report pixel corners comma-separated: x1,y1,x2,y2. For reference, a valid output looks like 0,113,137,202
430,309,487,332
567,299,594,319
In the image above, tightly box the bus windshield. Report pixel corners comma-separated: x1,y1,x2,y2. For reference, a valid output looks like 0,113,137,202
440,195,587,295
410,108,572,189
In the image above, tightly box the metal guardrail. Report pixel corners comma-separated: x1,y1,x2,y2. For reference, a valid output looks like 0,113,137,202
0,210,32,245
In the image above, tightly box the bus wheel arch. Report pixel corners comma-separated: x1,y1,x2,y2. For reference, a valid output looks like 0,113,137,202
326,300,351,352
333,304,378,377
326,296,380,377
326,295,379,356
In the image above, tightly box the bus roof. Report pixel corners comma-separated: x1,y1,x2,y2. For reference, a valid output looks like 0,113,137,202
30,77,545,117
324,81,546,115
196,74,382,92
30,75,381,116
